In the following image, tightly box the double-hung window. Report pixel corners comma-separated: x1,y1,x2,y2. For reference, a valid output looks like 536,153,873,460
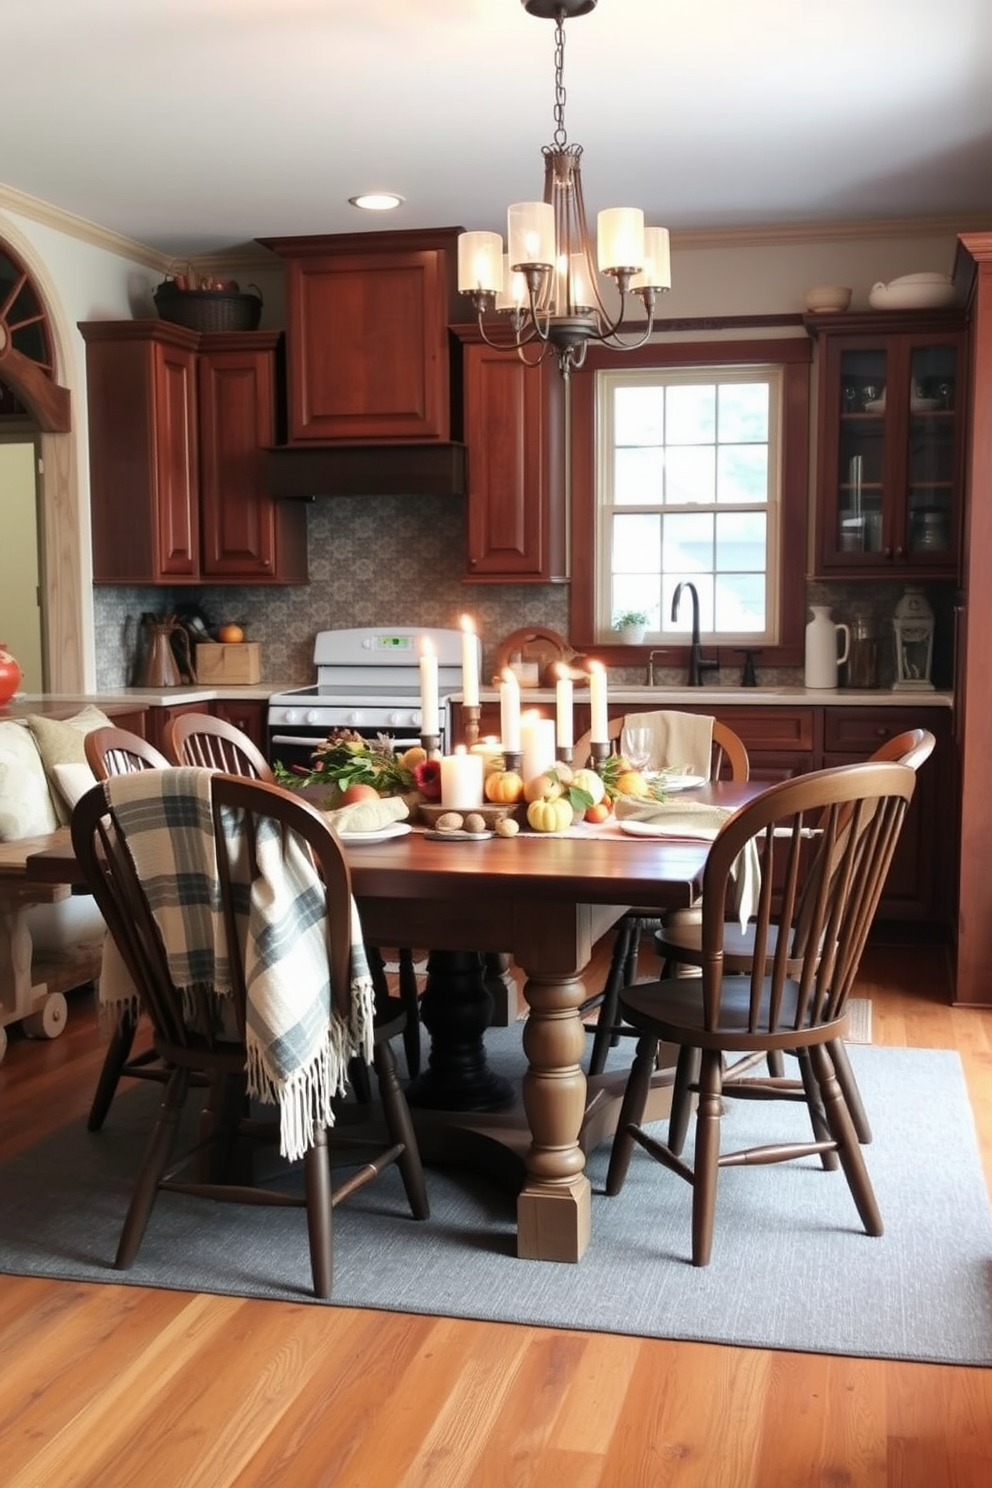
599,366,781,642
568,339,810,662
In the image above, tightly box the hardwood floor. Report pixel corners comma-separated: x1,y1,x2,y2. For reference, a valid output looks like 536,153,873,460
1,939,991,1487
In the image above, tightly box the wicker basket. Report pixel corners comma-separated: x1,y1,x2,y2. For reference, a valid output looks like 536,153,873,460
153,282,263,332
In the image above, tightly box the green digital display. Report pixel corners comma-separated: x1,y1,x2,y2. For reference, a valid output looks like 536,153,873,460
373,635,415,651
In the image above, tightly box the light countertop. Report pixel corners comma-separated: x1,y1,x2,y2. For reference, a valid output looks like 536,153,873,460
467,686,955,709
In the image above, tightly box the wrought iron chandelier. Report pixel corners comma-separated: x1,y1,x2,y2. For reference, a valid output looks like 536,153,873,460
457,0,671,379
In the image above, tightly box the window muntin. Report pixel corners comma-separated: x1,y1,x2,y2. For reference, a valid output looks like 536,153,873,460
598,366,782,643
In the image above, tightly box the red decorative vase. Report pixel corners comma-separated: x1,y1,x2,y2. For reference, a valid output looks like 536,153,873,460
0,642,22,704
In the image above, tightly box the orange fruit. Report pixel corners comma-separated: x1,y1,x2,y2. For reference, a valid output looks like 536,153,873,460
613,770,650,798
338,782,380,805
523,772,562,803
584,802,611,824
217,623,244,643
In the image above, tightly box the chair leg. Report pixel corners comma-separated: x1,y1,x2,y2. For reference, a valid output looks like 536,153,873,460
303,1125,334,1299
830,1038,872,1144
668,1044,701,1157
397,948,422,1079
809,1043,883,1237
87,1008,140,1131
690,1049,724,1266
373,1039,429,1220
115,1065,190,1270
587,917,638,1076
605,1032,658,1195
795,1048,840,1171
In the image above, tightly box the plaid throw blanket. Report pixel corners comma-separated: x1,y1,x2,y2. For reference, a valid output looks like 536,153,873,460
100,768,374,1162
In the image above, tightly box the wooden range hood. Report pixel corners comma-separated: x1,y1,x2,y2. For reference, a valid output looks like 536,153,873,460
265,443,466,500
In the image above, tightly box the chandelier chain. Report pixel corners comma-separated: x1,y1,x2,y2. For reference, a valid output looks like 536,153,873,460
552,17,568,149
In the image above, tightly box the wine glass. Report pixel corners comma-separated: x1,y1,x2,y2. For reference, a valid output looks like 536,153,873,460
623,725,654,773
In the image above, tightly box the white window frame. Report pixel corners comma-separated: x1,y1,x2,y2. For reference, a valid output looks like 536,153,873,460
595,363,785,646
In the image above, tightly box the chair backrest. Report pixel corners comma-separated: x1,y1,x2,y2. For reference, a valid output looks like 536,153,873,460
869,727,936,772
71,771,353,1056
573,712,750,782
699,761,916,1036
165,711,274,782
84,725,170,779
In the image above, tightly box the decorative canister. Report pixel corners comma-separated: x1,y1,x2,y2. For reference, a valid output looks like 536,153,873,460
0,642,22,704
804,606,850,690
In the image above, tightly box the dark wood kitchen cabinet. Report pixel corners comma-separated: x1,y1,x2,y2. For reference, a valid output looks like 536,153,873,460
80,321,307,585
454,326,567,583
259,228,463,444
197,334,306,580
806,309,967,579
822,705,952,927
211,698,267,754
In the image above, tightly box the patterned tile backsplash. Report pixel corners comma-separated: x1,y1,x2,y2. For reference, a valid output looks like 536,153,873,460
92,497,956,692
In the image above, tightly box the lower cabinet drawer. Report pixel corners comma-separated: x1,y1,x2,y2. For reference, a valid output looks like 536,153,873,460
822,707,931,753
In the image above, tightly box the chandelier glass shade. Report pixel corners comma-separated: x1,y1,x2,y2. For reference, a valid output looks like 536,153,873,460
457,0,670,377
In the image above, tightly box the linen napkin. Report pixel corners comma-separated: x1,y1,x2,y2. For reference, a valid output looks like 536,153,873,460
322,795,409,834
621,711,714,778
613,793,759,929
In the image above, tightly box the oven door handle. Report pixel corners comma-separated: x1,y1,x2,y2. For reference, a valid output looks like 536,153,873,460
268,733,336,748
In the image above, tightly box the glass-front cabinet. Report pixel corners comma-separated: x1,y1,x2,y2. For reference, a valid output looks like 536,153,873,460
806,310,967,577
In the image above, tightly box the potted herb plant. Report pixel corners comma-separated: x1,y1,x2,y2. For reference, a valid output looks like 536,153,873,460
613,609,650,645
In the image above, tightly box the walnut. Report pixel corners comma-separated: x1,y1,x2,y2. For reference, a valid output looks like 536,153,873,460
435,811,464,832
494,817,520,838
463,812,487,834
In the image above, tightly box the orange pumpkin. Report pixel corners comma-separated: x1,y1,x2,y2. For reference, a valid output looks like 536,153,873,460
484,770,525,804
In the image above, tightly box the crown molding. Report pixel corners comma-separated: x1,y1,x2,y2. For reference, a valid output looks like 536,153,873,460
671,214,992,251
4,179,990,266
0,183,169,271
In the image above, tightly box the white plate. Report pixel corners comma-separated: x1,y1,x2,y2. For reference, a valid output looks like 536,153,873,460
644,772,706,793
336,822,412,845
618,817,715,841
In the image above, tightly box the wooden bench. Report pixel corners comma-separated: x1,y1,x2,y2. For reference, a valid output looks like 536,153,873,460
0,828,103,1063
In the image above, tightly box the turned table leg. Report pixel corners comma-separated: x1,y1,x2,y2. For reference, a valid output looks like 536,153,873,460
516,969,591,1262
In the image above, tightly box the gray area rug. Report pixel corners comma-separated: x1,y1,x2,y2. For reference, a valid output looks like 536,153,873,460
1,1036,990,1365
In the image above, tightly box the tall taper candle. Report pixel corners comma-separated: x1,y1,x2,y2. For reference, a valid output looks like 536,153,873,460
587,660,609,744
555,663,573,749
460,614,480,708
499,667,521,752
419,638,439,737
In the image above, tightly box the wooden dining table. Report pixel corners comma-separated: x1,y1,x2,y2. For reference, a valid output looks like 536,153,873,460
22,780,758,1263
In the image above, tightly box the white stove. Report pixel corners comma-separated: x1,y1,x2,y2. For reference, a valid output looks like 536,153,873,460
267,625,474,763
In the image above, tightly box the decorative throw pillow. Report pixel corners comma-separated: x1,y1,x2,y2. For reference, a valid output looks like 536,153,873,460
0,720,60,841
25,706,114,825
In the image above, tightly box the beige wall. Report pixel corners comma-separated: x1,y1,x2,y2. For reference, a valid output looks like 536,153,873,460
0,440,42,692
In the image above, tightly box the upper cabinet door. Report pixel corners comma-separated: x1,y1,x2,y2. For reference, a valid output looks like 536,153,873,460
807,310,967,578
81,320,200,583
198,339,278,577
259,230,463,444
458,333,567,583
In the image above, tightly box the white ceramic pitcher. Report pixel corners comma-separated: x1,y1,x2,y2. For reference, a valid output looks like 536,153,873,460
804,605,850,689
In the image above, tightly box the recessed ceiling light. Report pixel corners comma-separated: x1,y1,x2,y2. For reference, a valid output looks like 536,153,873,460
349,193,404,212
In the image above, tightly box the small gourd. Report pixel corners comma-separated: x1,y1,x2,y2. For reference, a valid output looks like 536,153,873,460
484,770,525,804
526,797,574,833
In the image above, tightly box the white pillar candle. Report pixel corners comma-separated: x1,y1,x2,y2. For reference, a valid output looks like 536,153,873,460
520,712,556,784
470,736,503,774
460,614,480,707
587,660,609,744
419,639,439,737
499,668,521,752
555,664,573,749
440,746,484,809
